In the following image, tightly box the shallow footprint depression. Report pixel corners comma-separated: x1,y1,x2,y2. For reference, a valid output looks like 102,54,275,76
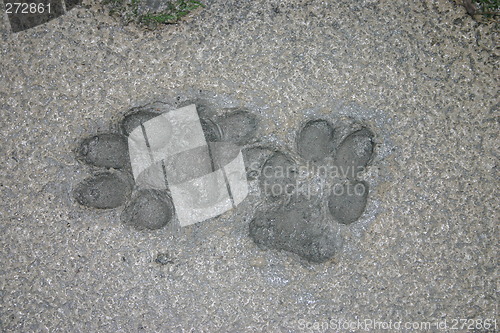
77,133,130,169
121,190,174,230
74,172,133,209
297,119,335,163
249,199,341,263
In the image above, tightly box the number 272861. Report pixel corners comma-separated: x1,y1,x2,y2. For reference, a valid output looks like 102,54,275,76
5,3,51,14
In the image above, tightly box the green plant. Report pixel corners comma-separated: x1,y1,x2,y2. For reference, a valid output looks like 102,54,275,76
103,0,204,28
463,0,499,19
140,0,204,25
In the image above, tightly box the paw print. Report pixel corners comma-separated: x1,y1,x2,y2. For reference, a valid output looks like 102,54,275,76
73,98,376,264
73,100,257,230
247,118,376,263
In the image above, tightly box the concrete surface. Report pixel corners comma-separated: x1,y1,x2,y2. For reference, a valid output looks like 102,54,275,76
0,0,498,331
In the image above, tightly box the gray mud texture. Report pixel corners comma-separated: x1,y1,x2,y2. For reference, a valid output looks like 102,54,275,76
200,116,222,142
121,109,159,136
217,109,258,145
249,199,341,263
259,151,297,201
121,189,174,230
77,133,130,169
1,0,498,331
74,172,132,209
243,146,274,180
328,180,369,225
120,102,175,135
333,128,375,177
297,119,335,162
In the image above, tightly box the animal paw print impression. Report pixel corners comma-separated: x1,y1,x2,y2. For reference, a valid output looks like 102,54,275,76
248,118,376,263
73,101,258,230
73,99,377,264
